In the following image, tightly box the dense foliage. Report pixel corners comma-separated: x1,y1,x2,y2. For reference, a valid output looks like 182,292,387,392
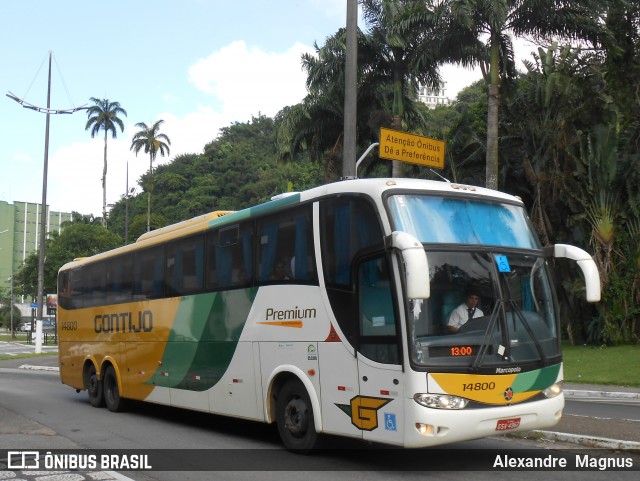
109,115,324,241
13,0,640,345
13,223,122,299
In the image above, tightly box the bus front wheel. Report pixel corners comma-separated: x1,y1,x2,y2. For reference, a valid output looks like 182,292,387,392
276,379,318,453
103,365,126,412
84,363,104,408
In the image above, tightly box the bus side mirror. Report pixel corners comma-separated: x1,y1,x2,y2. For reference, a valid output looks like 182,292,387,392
388,231,430,300
549,244,601,302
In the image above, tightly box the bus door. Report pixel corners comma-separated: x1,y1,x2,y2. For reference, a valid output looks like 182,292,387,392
356,254,404,445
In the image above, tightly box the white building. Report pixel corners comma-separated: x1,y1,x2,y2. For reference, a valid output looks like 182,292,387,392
418,83,451,109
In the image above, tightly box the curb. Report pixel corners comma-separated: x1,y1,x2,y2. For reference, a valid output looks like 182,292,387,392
526,430,640,450
565,389,640,400
18,364,60,372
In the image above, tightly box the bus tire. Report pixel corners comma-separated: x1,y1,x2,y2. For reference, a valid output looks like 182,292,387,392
103,365,126,412
85,363,104,408
276,379,318,453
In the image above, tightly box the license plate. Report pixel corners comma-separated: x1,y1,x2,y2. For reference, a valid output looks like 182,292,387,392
496,417,521,431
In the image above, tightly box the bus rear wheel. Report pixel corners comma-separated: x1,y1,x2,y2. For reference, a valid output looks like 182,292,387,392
276,379,318,453
103,365,126,412
84,363,104,408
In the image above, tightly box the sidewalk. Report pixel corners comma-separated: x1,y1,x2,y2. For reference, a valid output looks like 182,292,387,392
1,352,639,449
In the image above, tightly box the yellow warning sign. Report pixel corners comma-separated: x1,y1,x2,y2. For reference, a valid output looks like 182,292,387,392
379,127,445,168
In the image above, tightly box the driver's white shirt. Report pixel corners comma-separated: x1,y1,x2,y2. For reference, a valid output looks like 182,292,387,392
447,304,484,331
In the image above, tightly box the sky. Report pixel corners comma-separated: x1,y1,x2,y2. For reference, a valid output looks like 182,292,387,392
0,0,490,217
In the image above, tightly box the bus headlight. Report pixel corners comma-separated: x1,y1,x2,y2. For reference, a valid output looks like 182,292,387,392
542,382,563,398
414,393,468,409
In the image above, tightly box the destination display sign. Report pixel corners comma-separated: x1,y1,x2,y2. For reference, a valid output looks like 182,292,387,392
379,127,445,168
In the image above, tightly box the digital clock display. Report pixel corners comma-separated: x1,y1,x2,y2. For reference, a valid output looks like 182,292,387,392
450,346,474,356
430,345,478,357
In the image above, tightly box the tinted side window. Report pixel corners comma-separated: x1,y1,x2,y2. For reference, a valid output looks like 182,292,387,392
106,254,133,304
207,223,253,290
320,197,383,287
85,263,106,308
133,247,165,300
58,270,71,310
166,235,205,296
70,269,85,309
256,205,316,284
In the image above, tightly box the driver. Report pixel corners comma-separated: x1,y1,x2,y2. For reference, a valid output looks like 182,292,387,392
447,287,484,333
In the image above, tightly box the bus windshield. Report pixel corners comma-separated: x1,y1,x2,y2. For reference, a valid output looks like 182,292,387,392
387,194,559,370
388,194,541,248
407,250,560,369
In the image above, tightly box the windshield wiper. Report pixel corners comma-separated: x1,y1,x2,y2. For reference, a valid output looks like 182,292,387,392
471,301,501,371
507,298,548,364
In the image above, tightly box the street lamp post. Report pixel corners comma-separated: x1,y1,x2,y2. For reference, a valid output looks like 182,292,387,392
124,161,135,245
8,277,14,340
6,50,86,353
342,0,358,179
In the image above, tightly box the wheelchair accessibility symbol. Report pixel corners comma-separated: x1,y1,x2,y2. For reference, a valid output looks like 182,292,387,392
384,413,397,431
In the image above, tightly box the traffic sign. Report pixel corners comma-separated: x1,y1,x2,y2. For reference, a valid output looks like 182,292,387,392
379,127,445,168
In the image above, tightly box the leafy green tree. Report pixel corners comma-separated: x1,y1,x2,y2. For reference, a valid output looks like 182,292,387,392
0,304,20,334
130,120,171,232
405,0,603,189
429,80,488,184
603,0,640,144
279,2,440,179
501,45,597,244
571,121,640,344
108,115,323,234
362,0,442,176
14,224,122,298
85,98,127,226
278,28,389,178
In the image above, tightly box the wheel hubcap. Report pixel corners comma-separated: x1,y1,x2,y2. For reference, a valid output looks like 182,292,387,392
284,398,307,437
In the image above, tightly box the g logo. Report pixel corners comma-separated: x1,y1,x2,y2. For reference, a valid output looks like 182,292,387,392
336,396,392,431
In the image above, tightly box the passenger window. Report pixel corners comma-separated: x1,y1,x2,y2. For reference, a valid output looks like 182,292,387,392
58,271,71,310
106,255,133,304
86,263,106,308
321,197,383,287
207,223,253,290
70,269,85,310
166,235,204,296
133,247,165,299
256,205,316,284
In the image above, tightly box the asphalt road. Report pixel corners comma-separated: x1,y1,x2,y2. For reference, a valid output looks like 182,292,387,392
1,352,639,480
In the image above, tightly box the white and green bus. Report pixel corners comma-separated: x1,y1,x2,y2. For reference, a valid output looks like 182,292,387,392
57,178,600,450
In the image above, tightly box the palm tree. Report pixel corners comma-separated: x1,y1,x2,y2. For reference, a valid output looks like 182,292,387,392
278,1,441,178
85,98,127,226
407,0,602,189
362,0,442,176
130,120,171,232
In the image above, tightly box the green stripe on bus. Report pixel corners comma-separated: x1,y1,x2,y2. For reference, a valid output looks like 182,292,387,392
209,193,301,229
148,288,258,391
511,364,561,393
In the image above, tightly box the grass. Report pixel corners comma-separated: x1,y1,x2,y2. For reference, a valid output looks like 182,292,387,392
2,332,638,387
0,332,57,344
562,342,640,387
0,332,29,343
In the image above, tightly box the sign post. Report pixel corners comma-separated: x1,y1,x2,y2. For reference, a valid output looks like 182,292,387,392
379,127,445,169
